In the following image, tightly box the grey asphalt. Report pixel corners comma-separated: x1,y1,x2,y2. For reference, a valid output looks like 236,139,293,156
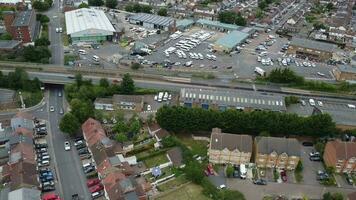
300,146,324,186
47,87,91,199
46,0,63,65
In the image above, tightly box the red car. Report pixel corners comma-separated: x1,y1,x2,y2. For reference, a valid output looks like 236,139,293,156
42,193,61,200
280,170,287,182
89,184,104,193
87,178,100,187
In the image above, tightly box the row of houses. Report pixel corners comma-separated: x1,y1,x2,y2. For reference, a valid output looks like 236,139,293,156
0,112,42,199
208,128,356,173
82,118,151,200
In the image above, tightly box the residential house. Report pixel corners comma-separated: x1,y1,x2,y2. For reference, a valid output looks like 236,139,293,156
323,140,356,173
9,143,36,164
3,161,39,190
0,40,22,53
147,123,170,142
255,137,301,170
94,98,114,111
167,147,184,168
333,65,356,81
208,128,252,165
82,118,107,148
8,187,41,200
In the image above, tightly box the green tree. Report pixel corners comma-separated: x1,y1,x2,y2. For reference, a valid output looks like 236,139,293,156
255,8,264,19
35,37,50,46
23,45,51,63
129,120,141,134
115,132,128,142
59,113,80,136
184,161,204,184
226,164,234,178
105,0,117,9
70,98,94,123
296,160,303,172
88,0,104,6
113,121,128,133
218,11,246,26
325,3,334,11
323,192,344,200
0,32,12,40
32,1,50,11
131,63,141,70
157,7,167,16
99,78,110,88
161,136,178,148
141,5,152,13
78,2,89,8
75,73,83,87
36,14,50,24
259,131,270,137
258,0,267,10
120,73,135,94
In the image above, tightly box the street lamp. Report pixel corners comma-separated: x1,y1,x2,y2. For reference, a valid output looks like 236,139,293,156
18,91,25,109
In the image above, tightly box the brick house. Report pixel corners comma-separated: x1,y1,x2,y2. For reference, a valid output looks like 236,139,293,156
255,137,300,170
208,128,252,165
323,140,356,173
3,10,37,43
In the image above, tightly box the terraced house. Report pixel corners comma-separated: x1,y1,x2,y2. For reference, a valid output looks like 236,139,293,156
208,128,252,165
323,140,356,173
255,137,300,170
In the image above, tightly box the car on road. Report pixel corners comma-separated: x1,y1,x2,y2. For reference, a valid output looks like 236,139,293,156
317,101,323,107
87,178,101,187
64,141,71,151
89,184,104,193
253,179,267,185
58,92,62,97
50,106,55,112
59,108,64,114
280,170,287,182
78,49,86,55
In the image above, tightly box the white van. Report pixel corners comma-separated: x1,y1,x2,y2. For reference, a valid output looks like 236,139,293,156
309,99,316,106
78,49,86,55
240,164,247,179
92,55,99,62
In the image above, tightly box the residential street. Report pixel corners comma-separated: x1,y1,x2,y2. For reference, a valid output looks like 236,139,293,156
47,86,91,199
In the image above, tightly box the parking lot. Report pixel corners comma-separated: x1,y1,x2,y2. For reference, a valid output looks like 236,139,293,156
300,145,325,186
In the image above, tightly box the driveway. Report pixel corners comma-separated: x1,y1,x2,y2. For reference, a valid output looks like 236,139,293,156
301,146,324,185
335,175,355,189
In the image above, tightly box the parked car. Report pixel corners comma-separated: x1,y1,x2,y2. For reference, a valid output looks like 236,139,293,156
41,181,55,188
35,143,48,149
38,160,50,167
36,148,48,153
64,141,71,151
316,171,329,181
280,170,287,182
91,190,104,199
38,168,51,174
78,148,89,155
89,184,104,193
42,185,55,192
42,193,60,200
309,152,320,157
346,174,354,185
310,156,321,161
253,179,267,185
40,176,54,183
87,178,101,187
76,143,86,150
84,166,95,174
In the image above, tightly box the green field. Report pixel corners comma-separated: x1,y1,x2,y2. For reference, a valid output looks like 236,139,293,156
155,183,211,200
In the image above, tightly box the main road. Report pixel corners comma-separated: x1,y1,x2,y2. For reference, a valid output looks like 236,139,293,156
47,86,90,199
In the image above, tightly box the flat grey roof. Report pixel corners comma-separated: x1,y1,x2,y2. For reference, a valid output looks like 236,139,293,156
13,10,34,27
180,88,286,112
290,37,337,53
128,13,174,27
0,40,21,50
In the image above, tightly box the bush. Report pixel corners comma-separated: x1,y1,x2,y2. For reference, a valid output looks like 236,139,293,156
267,68,304,84
285,96,300,106
131,62,141,70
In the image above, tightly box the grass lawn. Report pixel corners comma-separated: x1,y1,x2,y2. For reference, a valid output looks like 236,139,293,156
157,175,189,192
145,166,173,182
155,183,210,200
144,153,169,168
177,135,208,156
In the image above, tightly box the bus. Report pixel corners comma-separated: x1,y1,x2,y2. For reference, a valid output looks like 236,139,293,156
158,92,164,102
254,67,266,76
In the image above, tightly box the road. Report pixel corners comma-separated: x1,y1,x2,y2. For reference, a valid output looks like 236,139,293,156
47,86,90,199
46,0,63,65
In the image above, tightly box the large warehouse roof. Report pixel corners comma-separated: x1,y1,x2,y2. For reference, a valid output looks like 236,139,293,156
215,30,249,49
196,19,240,31
128,13,175,27
65,8,115,36
290,37,337,53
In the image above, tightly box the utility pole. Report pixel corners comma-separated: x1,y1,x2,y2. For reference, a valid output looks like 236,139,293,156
18,91,25,109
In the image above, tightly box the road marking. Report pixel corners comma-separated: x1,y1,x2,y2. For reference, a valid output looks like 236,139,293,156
252,84,256,91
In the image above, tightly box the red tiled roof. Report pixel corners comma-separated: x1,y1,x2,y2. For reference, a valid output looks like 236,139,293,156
9,161,39,190
11,143,36,164
327,141,356,160
15,127,33,138
82,118,107,147
102,171,126,200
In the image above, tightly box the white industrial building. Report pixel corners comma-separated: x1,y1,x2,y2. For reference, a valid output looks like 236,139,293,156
65,8,115,44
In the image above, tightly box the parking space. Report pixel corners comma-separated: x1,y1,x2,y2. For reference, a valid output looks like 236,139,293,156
335,174,355,189
300,146,324,185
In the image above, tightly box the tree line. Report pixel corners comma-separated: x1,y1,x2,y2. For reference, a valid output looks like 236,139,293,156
156,106,336,137
125,3,153,14
218,11,246,26
0,68,42,92
60,73,136,135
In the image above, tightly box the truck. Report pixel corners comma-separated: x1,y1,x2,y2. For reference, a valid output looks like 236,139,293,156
254,67,266,76
240,164,247,179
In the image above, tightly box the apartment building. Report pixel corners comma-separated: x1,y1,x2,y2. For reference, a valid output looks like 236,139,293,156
323,140,356,173
255,137,301,170
208,128,252,165
3,10,37,43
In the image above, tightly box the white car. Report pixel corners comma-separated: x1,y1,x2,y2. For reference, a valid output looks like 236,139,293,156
49,106,54,112
59,27,63,33
64,141,71,151
318,101,323,107
218,184,226,189
55,28,59,33
147,105,151,111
